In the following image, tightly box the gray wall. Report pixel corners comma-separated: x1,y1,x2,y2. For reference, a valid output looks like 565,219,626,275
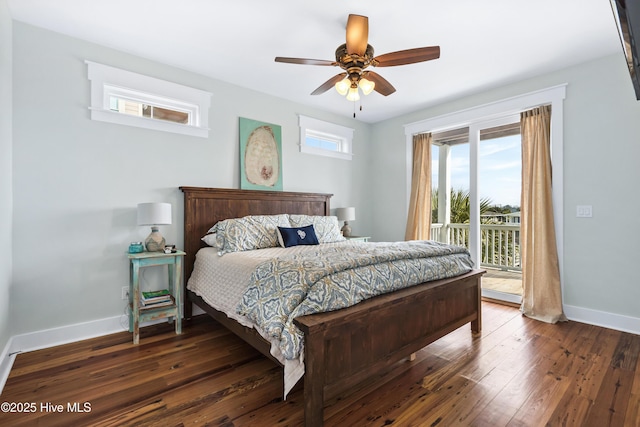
11,22,372,335
371,53,640,319
0,0,12,349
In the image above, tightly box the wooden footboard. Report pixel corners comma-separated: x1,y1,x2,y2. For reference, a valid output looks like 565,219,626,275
294,269,483,426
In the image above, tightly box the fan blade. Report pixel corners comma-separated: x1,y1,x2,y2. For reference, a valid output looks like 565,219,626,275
364,71,396,96
311,73,348,95
345,14,368,55
275,57,336,66
374,46,440,67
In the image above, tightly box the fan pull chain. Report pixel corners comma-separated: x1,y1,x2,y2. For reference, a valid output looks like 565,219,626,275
352,99,365,118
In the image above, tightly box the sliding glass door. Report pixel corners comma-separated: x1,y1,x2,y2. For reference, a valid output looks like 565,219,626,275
431,115,522,304
407,85,565,307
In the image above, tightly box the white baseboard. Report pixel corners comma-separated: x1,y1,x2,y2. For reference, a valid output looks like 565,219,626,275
564,304,640,335
0,336,16,394
10,315,129,355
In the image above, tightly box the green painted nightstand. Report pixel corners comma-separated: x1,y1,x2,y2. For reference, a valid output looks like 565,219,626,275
127,250,185,344
344,236,371,242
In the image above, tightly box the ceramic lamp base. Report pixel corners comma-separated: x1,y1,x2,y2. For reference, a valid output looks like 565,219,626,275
341,222,352,237
145,226,166,252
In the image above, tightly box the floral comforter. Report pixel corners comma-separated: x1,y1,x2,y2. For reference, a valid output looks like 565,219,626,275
236,240,474,360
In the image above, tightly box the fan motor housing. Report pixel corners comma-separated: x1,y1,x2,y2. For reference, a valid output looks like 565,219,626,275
335,43,375,69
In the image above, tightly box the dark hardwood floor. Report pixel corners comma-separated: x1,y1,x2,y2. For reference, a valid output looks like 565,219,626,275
1,301,639,426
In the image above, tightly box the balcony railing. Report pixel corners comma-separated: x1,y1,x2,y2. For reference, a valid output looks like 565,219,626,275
430,223,521,271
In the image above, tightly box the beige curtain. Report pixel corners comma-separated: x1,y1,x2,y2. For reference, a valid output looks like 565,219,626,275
520,106,566,323
405,133,432,241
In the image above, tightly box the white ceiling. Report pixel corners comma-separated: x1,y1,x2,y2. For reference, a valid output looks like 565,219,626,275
8,0,624,123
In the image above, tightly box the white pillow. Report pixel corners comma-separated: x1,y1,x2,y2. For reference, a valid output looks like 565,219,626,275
201,233,219,248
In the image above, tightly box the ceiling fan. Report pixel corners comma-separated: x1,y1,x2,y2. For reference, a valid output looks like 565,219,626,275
275,14,440,101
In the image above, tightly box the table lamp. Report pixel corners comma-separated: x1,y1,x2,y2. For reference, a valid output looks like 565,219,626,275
336,207,356,237
137,202,172,252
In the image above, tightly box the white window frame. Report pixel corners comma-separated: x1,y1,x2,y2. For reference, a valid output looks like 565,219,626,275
86,61,212,138
298,115,354,160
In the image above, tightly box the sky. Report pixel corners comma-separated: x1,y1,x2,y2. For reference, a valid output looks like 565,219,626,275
431,134,521,207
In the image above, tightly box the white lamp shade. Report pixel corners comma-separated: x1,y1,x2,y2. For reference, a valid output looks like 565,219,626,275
358,78,375,95
336,207,356,222
335,78,350,96
346,87,360,101
137,202,172,225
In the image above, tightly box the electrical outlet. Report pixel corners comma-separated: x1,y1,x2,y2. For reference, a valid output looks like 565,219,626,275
121,286,129,300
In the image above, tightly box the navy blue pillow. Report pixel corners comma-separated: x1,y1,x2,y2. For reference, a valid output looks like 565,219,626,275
277,224,319,248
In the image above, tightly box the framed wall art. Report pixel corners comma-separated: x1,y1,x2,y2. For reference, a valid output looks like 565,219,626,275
239,117,283,191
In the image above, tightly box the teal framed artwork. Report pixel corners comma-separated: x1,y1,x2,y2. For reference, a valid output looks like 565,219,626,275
239,117,283,191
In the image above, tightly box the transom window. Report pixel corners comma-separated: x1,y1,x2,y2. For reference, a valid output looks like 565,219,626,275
305,131,341,151
107,87,191,125
86,61,211,138
298,115,354,160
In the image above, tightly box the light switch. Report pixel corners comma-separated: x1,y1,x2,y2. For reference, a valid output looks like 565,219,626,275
576,205,592,218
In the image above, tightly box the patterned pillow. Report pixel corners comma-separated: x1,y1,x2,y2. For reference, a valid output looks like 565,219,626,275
206,214,290,254
287,215,346,243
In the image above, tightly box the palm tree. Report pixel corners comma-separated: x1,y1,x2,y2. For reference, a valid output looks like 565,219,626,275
431,188,492,224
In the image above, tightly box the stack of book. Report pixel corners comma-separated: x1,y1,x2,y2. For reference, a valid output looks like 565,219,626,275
140,289,173,308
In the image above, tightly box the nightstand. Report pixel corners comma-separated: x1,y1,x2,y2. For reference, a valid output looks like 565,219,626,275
128,250,185,344
344,236,371,242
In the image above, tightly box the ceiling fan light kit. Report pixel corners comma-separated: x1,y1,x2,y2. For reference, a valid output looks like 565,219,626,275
335,78,350,96
275,14,440,105
346,86,360,101
335,76,374,99
358,77,375,95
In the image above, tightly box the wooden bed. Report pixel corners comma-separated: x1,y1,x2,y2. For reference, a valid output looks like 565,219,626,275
180,186,484,427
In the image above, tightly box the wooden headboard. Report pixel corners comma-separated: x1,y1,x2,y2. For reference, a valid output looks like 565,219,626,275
179,187,333,281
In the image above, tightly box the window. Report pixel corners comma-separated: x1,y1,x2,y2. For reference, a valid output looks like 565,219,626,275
298,115,354,160
107,89,190,125
86,61,212,138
